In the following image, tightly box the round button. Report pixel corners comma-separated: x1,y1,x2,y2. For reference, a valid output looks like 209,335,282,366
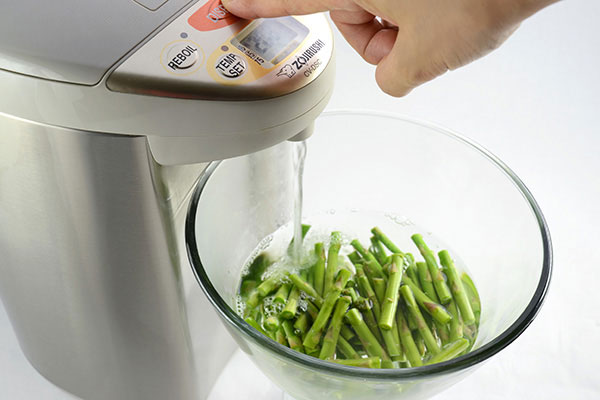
215,53,247,79
165,42,200,70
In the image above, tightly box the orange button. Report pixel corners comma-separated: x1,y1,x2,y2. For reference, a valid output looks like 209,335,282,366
188,0,240,32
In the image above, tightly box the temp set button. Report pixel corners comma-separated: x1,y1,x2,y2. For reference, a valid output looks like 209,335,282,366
165,42,199,70
215,53,247,79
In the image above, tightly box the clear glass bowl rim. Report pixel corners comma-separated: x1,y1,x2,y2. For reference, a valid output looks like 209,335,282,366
185,110,553,380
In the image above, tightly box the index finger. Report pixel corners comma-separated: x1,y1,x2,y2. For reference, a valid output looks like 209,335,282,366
222,0,343,19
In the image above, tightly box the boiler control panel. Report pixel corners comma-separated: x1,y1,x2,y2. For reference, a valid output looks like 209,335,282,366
107,0,333,100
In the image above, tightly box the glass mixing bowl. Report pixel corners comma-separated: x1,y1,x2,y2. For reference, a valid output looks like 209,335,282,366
186,111,552,400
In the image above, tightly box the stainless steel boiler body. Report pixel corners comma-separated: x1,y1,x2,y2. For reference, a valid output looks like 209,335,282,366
0,0,335,398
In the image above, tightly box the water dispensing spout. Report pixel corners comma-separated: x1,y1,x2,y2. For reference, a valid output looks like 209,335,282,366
287,122,315,142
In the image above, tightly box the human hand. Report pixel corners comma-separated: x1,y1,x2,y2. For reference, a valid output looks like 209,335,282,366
222,0,558,96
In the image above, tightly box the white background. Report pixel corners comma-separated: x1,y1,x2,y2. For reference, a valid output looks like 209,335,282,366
1,0,599,398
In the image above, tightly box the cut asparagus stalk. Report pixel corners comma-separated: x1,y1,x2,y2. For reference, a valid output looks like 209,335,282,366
293,312,311,335
401,275,452,324
324,231,342,294
347,251,362,265
370,227,403,254
264,315,280,332
372,277,386,304
257,273,284,297
240,280,257,298
303,288,342,352
333,357,382,369
287,224,311,255
280,286,300,320
313,242,326,296
396,305,422,367
369,236,388,265
411,234,452,304
447,298,464,341
273,283,292,305
425,339,469,365
404,253,420,286
288,273,323,306
351,239,385,277
356,267,382,319
401,285,441,355
438,250,475,325
379,254,404,330
319,296,352,360
345,308,390,361
461,273,481,323
360,305,384,344
340,324,355,341
245,317,268,337
282,320,305,353
336,336,360,359
275,326,287,346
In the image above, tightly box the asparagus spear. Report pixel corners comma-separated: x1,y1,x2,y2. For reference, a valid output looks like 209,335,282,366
273,283,292,305
347,251,362,265
264,315,280,332
461,272,481,324
282,320,305,353
381,328,402,360
401,276,452,324
401,285,441,355
293,312,311,336
369,236,388,265
357,303,384,344
340,324,356,341
257,273,284,297
438,250,475,325
240,280,257,299
245,289,261,310
336,336,360,359
342,287,358,303
287,224,311,255
243,253,271,282
333,357,382,369
411,234,452,304
389,309,406,363
313,242,326,296
414,331,426,357
351,240,385,277
275,326,287,346
345,308,390,361
356,268,382,319
305,301,319,320
416,261,436,301
372,277,386,304
371,227,403,254
245,316,269,337
303,288,343,352
324,231,343,294
447,299,464,341
425,339,469,365
280,286,300,319
404,253,420,285
379,254,404,330
288,273,323,306
319,296,352,359
416,261,450,345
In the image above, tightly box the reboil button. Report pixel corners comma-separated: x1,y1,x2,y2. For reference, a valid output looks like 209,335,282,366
166,42,199,70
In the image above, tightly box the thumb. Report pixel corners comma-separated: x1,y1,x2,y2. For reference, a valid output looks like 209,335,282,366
222,0,336,19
